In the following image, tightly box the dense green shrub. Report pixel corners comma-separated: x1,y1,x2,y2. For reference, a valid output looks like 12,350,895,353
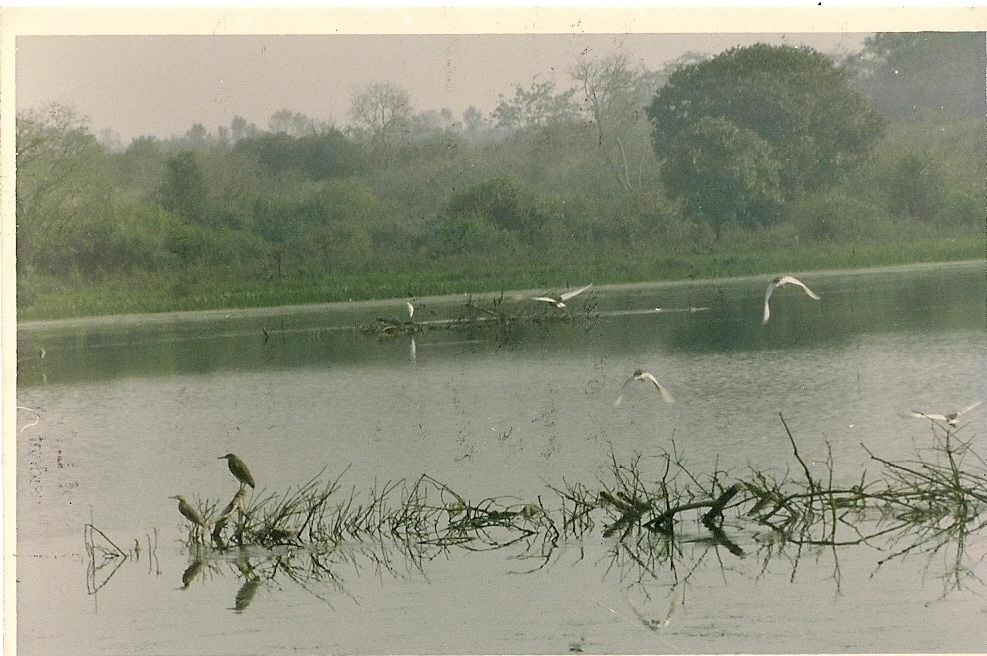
784,190,894,243
234,130,364,179
445,177,551,233
662,117,784,234
423,211,518,260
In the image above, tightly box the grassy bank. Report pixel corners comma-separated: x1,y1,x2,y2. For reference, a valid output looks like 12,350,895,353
18,235,982,321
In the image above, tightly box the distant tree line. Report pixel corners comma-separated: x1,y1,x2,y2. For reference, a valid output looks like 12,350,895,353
15,33,985,310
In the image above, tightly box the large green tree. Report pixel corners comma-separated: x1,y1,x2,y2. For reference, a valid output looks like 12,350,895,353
158,151,209,224
647,44,885,195
662,117,783,234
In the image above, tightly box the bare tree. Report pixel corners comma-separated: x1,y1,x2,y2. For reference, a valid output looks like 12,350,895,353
15,103,102,222
462,105,486,133
349,83,413,146
491,78,579,130
268,109,334,138
15,103,108,271
229,115,259,143
570,54,664,192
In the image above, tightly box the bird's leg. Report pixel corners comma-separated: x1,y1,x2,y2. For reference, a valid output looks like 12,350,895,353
235,503,246,546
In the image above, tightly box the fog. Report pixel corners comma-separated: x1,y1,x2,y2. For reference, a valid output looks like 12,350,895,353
16,33,866,139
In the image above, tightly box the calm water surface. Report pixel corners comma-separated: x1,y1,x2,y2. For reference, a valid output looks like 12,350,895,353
15,262,987,654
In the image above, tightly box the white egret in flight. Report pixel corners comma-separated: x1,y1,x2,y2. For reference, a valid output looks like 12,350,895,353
910,400,984,427
533,284,593,309
762,276,820,324
614,370,675,407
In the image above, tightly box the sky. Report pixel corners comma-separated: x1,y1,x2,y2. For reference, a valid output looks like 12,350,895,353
16,32,868,140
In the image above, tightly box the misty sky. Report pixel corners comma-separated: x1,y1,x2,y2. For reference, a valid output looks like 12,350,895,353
16,33,867,140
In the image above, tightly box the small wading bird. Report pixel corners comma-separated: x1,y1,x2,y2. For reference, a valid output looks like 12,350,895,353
406,301,415,319
219,453,256,490
533,284,593,309
614,370,675,407
170,495,209,536
910,400,985,427
762,275,820,324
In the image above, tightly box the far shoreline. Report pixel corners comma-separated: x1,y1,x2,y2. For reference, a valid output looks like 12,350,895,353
17,257,984,334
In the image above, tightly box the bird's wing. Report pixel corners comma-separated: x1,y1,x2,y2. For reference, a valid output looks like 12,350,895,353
532,296,558,304
958,399,985,416
640,373,675,403
910,411,948,422
560,284,592,301
762,284,775,324
782,276,821,300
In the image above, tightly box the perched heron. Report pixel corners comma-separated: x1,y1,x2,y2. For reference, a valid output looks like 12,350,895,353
170,495,209,533
406,301,415,319
533,284,593,309
762,275,820,324
614,370,675,407
910,400,984,427
219,453,256,489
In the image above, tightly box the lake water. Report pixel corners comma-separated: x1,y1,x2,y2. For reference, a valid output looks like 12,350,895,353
14,261,987,654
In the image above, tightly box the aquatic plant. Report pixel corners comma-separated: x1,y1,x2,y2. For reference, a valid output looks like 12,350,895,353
85,416,985,609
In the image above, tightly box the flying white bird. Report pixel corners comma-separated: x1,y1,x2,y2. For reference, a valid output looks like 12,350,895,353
614,370,675,407
16,406,41,432
910,399,984,427
406,301,415,319
533,284,593,309
762,276,820,324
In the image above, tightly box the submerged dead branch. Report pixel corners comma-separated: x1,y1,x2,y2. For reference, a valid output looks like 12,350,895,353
133,418,987,608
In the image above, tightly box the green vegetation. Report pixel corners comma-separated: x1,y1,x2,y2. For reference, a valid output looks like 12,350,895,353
16,35,986,321
20,235,982,321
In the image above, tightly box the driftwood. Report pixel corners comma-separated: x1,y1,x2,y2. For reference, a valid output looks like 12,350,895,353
642,483,743,534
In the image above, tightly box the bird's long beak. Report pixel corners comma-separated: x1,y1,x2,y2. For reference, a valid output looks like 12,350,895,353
217,456,225,460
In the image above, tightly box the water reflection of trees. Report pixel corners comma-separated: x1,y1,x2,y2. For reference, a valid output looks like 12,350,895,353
87,418,986,611
21,265,984,389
